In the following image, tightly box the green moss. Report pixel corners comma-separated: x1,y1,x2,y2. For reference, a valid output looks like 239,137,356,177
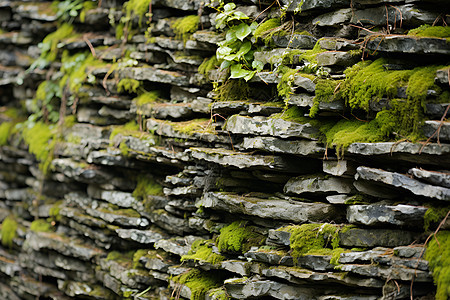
60,51,102,94
425,231,450,300
253,18,288,46
109,121,140,142
297,41,326,64
172,269,223,300
100,204,141,218
172,15,199,42
408,25,450,39
30,219,53,232
277,66,298,104
214,79,249,102
216,221,266,254
424,206,450,231
22,122,57,174
117,78,142,94
172,119,216,135
124,0,152,26
181,239,225,265
280,223,342,259
79,1,97,23
310,79,341,118
132,175,163,201
49,201,63,222
208,287,229,300
198,56,219,77
322,119,385,156
134,91,160,106
132,249,149,268
0,122,13,145
1,216,17,248
40,23,76,63
106,250,135,264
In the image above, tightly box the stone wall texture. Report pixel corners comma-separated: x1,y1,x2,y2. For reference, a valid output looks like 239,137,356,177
0,0,449,299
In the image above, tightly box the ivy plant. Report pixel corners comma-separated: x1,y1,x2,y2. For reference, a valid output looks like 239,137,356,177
215,3,263,81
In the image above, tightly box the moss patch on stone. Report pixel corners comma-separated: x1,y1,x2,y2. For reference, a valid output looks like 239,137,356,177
425,231,450,300
424,206,450,231
214,79,249,102
1,216,17,248
172,15,199,42
132,175,163,201
181,239,225,265
134,91,160,106
0,122,13,145
117,78,142,94
216,221,266,254
198,56,219,77
408,25,450,39
21,121,57,174
172,269,224,300
30,219,53,232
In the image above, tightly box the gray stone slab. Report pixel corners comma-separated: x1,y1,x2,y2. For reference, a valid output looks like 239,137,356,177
409,168,450,188
313,8,352,26
339,228,416,247
347,204,427,227
356,166,450,201
224,115,319,139
316,51,360,67
365,36,450,55
284,175,355,195
423,121,450,142
273,34,317,49
199,191,341,223
121,67,190,86
241,137,324,156
280,0,351,12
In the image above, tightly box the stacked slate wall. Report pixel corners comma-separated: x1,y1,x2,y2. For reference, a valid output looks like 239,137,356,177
0,0,449,299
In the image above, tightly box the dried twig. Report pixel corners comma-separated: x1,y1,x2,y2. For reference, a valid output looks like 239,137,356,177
83,34,97,58
419,104,450,153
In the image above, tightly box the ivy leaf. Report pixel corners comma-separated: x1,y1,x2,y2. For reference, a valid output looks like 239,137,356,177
223,53,238,61
235,23,251,41
230,64,251,79
232,11,249,20
243,70,256,81
220,60,231,70
226,28,237,43
252,60,264,72
224,3,236,12
236,41,252,58
216,46,233,59
250,22,258,33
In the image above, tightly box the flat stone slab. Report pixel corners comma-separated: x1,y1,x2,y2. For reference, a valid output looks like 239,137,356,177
323,160,357,177
409,168,450,188
146,118,230,144
121,67,190,86
224,115,319,140
347,204,427,227
51,158,112,184
356,166,450,201
316,51,360,67
261,265,384,288
435,67,449,85
154,236,201,257
284,175,355,195
115,228,167,244
365,36,450,55
225,276,317,300
273,34,317,49
190,147,315,172
280,0,350,12
288,94,345,113
339,264,432,282
211,101,283,116
339,228,416,247
241,137,324,156
198,192,341,223
423,121,450,142
24,232,103,261
132,102,195,119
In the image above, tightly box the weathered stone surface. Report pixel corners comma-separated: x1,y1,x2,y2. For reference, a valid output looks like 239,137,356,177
211,101,283,116
241,137,324,156
351,4,439,27
316,51,360,67
366,36,450,55
293,75,316,92
423,121,450,142
273,34,317,49
436,67,449,85
339,264,432,282
51,158,112,184
356,166,450,201
339,228,416,247
225,276,317,299
154,236,200,257
347,204,427,227
280,0,351,12
285,175,355,195
198,192,342,223
24,232,103,261
115,228,167,244
323,160,356,177
224,115,319,139
245,250,294,267
409,168,450,188
313,8,353,26
121,67,190,86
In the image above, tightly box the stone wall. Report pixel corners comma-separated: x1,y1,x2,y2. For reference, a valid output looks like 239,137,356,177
0,0,449,299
